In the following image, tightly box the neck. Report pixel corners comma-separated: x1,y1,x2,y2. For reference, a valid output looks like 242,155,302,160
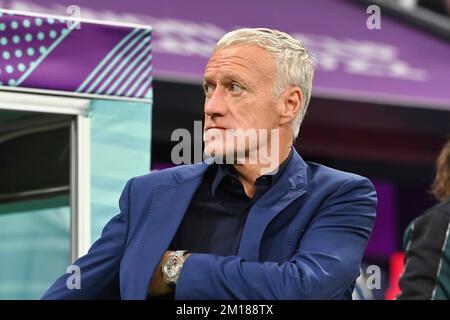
231,143,292,198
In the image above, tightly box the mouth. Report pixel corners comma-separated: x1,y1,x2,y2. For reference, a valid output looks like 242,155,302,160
204,126,227,132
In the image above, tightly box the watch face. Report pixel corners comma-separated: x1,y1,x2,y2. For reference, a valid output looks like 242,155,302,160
163,256,183,279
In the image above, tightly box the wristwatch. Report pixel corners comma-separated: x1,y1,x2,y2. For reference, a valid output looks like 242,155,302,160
162,250,189,287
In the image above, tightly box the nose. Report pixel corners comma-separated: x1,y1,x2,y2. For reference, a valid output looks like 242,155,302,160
204,87,228,118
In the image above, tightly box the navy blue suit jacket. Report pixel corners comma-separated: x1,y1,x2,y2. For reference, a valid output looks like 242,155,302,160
42,149,377,299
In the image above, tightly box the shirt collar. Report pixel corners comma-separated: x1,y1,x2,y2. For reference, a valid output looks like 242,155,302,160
211,149,293,198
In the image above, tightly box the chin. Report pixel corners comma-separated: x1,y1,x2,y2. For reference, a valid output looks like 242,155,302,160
205,142,251,165
204,142,224,160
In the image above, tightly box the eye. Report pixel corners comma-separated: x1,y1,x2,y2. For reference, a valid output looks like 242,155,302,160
203,83,215,96
230,82,243,93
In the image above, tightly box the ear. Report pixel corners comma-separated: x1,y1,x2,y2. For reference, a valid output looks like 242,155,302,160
278,86,302,126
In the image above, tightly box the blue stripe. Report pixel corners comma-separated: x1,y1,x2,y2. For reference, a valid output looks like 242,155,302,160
87,30,150,93
97,35,151,94
77,28,139,92
116,55,152,96
135,75,153,98
106,44,152,95
125,63,153,96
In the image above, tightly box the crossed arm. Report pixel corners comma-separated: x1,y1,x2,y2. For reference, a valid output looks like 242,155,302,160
151,177,377,299
43,177,377,300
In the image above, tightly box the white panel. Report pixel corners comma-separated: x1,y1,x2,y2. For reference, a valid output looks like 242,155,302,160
0,90,90,115
75,115,91,259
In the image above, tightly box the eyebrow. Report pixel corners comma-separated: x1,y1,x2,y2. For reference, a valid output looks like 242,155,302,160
203,72,249,86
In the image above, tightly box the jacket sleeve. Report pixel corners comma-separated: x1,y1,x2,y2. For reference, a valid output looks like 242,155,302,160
175,176,377,299
397,207,450,300
41,178,133,300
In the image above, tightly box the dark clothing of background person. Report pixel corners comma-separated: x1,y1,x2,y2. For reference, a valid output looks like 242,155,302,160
397,197,450,300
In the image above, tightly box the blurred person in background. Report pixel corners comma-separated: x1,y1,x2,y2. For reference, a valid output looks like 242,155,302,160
398,138,450,299
418,0,450,16
397,0,450,16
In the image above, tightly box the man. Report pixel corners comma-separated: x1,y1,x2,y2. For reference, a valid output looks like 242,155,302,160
42,28,377,300
397,139,450,300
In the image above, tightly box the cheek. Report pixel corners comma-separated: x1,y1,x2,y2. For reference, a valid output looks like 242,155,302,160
253,101,281,128
268,107,282,127
235,107,260,128
224,101,252,124
229,95,278,128
263,98,283,125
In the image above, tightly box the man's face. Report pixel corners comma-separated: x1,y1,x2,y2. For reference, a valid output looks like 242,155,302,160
202,45,282,161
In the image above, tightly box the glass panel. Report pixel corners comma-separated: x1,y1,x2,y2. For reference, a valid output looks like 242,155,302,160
0,110,72,299
0,197,70,299
89,99,151,242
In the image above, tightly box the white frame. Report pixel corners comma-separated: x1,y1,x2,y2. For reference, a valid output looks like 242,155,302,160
0,90,91,261
70,112,91,262
0,8,152,32
0,86,152,105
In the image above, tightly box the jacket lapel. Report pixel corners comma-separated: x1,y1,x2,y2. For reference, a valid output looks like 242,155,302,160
238,150,308,261
131,162,208,299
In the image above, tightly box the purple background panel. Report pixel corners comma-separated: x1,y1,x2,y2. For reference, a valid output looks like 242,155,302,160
7,0,448,107
22,23,131,91
365,181,397,259
0,9,152,99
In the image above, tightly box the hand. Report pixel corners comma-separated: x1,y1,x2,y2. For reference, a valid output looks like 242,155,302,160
148,250,173,296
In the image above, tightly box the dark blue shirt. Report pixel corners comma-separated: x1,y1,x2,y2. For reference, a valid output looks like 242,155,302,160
170,150,293,256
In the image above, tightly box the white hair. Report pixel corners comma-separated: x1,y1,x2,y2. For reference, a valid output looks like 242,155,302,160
214,28,316,139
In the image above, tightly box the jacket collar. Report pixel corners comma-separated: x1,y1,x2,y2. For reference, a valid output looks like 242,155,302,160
171,147,306,191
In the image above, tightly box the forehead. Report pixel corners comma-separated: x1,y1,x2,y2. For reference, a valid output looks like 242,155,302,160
203,45,276,83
